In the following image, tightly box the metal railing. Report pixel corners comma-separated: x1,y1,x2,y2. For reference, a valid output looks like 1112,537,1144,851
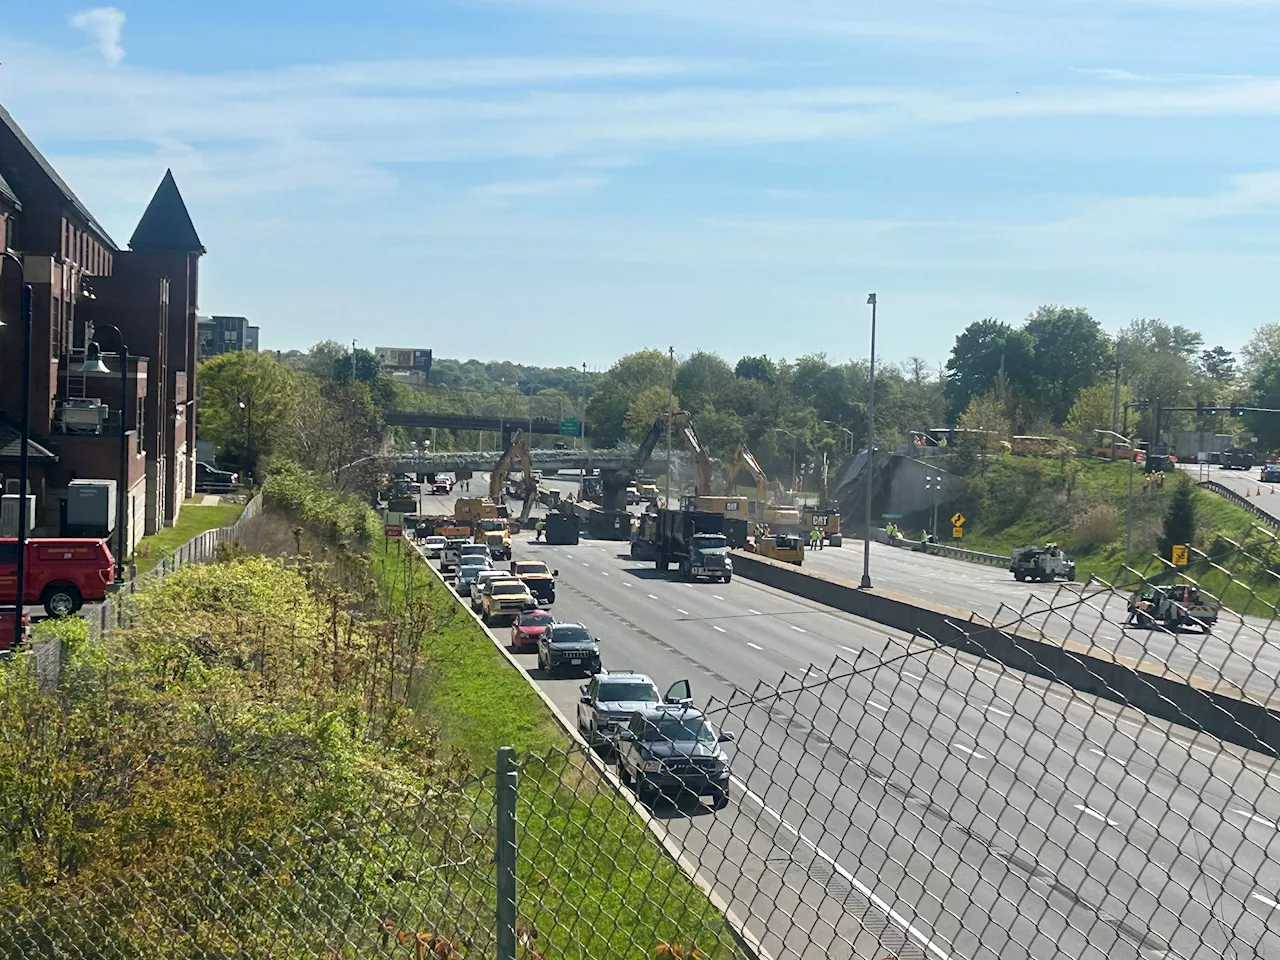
882,529,1009,567
1198,479,1280,530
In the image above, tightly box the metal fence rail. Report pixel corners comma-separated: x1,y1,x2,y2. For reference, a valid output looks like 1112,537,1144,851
1198,479,1280,530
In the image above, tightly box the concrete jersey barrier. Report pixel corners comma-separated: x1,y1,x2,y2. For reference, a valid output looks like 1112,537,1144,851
729,549,1280,758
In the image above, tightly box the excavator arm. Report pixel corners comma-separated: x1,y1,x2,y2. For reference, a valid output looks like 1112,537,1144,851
489,431,528,501
676,415,716,496
517,437,539,524
728,442,771,504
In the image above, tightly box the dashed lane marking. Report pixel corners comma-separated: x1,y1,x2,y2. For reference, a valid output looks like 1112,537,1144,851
747,642,763,651
868,701,889,712
712,625,727,633
952,744,986,760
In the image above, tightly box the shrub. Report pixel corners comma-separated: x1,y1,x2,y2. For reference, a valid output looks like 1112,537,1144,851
263,460,379,548
1071,503,1120,549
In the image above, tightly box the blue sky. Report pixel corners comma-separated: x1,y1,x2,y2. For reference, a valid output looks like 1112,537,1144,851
2,1,1280,369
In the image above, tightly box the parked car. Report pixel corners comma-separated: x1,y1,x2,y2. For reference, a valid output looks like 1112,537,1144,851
423,535,448,558
0,538,116,616
576,671,661,747
510,609,555,653
536,622,601,677
195,461,239,493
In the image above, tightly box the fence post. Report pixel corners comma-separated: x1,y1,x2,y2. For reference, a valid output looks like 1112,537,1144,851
495,746,518,960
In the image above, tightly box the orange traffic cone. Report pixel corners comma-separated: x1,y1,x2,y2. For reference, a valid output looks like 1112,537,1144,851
1246,488,1251,497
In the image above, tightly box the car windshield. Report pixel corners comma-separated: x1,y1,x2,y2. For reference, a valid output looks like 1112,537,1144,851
480,519,505,531
462,545,488,554
598,683,659,703
694,535,728,550
550,626,592,645
459,565,485,579
516,562,549,575
641,715,716,743
518,613,554,627
492,582,525,596
426,537,446,545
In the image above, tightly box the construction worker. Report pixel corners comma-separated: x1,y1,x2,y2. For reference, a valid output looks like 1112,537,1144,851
809,527,822,551
535,519,546,542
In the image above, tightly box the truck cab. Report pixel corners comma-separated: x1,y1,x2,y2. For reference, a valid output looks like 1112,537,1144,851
1010,543,1076,583
510,559,558,605
477,517,512,560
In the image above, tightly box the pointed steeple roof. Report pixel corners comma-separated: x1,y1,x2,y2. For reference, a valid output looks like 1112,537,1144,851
129,170,204,255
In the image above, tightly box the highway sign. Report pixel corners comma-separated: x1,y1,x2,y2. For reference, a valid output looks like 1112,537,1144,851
881,513,903,519
1171,544,1189,566
384,524,403,538
560,417,580,436
951,512,966,526
952,525,964,539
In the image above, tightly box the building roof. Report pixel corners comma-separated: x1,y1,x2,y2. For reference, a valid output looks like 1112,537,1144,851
0,104,114,248
0,421,58,462
129,169,205,254
0,169,18,210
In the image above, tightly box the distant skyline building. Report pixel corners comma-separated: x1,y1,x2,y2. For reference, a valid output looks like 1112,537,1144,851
197,314,259,359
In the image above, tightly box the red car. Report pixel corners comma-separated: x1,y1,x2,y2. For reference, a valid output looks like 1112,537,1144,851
0,538,116,617
0,611,30,653
510,610,554,653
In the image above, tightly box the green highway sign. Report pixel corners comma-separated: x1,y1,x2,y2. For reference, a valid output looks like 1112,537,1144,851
881,513,903,519
559,417,581,436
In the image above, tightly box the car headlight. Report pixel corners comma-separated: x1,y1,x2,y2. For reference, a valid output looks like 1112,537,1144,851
642,760,663,773
724,558,733,567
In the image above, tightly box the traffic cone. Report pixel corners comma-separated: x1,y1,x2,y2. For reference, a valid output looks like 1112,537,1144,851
1246,489,1251,497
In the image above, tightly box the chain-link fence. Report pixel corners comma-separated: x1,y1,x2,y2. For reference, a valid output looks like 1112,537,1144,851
13,509,1280,959
84,493,262,640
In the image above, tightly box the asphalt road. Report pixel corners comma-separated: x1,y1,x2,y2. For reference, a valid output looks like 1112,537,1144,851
1182,462,1280,522
799,542,1280,704
421,520,1280,960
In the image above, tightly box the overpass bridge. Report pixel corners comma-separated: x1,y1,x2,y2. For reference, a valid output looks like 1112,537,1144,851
383,411,594,442
382,448,640,474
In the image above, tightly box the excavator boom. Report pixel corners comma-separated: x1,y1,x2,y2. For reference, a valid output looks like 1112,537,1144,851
489,431,529,501
728,442,771,504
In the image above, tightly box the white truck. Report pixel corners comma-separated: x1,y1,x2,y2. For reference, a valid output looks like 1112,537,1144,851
1010,544,1076,583
1127,585,1220,632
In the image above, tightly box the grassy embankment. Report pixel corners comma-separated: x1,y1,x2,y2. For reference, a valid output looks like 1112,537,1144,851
950,455,1280,611
130,496,246,575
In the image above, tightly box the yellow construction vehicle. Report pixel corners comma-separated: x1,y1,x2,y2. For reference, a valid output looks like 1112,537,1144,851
455,497,498,525
631,411,716,498
800,506,843,547
748,533,805,566
489,431,540,526
727,442,803,534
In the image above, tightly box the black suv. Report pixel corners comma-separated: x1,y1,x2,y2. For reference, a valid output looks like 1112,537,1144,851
614,680,734,809
537,622,601,677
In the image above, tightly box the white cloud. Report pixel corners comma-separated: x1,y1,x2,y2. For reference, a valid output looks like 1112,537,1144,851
69,7,125,66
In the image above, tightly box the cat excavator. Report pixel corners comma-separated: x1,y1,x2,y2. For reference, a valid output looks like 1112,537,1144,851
633,410,715,498
727,441,802,535
489,431,539,527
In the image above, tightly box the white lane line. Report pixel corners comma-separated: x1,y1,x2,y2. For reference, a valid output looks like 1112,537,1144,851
1074,805,1120,827
729,775,950,960
582,562,591,567
1231,809,1279,829
623,581,632,588
841,645,858,655
1252,893,1279,911
714,595,725,601
952,744,986,760
903,672,924,682
712,625,727,633
1089,748,1127,767
983,705,1013,718
747,642,763,650
601,571,610,577
676,608,690,616
748,608,763,616
790,625,807,633
648,594,658,600
868,701,890,712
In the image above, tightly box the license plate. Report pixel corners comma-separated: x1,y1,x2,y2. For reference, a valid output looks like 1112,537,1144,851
571,658,582,665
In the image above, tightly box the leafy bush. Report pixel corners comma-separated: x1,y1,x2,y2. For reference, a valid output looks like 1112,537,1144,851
1071,504,1120,549
28,615,90,656
263,459,379,548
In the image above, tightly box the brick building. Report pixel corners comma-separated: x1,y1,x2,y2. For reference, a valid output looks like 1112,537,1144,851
0,104,204,555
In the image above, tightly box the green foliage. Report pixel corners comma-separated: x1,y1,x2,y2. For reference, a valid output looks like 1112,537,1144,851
1023,305,1110,424
944,318,1033,422
1064,382,1129,439
587,349,675,446
196,351,297,475
28,615,89,656
263,460,379,548
1158,476,1196,562
624,384,679,440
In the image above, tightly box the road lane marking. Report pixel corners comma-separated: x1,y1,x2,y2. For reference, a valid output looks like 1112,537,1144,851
1089,748,1127,766
713,595,725,601
1231,809,1278,829
1252,893,1279,910
983,705,1012,718
623,582,632,588
676,608,690,616
841,645,858,655
868,701,889,712
712,625,727,633
790,625,807,633
582,562,591,567
747,642,763,650
729,775,951,960
648,594,658,600
601,571,609,577
952,744,986,759
1074,805,1120,827
903,672,924,682
748,608,763,616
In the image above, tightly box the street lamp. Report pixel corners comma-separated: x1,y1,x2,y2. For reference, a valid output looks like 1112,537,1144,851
1,252,32,636
862,292,878,590
1095,429,1138,561
79,325,131,582
771,427,798,492
823,420,854,455
237,395,253,485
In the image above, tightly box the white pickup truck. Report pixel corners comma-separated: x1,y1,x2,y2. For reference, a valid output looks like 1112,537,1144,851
441,536,474,574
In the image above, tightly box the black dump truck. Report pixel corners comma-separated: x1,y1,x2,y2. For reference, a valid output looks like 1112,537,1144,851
544,509,580,545
651,509,748,582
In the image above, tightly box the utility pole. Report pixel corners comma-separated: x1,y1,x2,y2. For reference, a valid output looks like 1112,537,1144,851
862,293,877,590
664,347,674,506
925,473,941,540
1110,342,1122,460
580,362,588,497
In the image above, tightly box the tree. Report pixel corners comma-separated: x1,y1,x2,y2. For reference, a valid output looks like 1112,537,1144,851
1158,477,1196,562
197,351,297,476
1022,305,1110,425
1242,323,1280,376
1246,359,1280,450
735,355,776,384
944,319,1033,422
956,391,1011,474
1199,346,1236,384
1064,382,1130,439
586,349,675,445
284,378,385,487
623,384,679,441
674,352,736,416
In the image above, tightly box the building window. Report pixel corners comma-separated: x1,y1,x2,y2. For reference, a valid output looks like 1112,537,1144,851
136,396,146,455
4,214,15,251
50,298,62,358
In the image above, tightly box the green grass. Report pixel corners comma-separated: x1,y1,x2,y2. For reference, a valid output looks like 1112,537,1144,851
369,537,742,959
949,455,1280,609
131,498,246,576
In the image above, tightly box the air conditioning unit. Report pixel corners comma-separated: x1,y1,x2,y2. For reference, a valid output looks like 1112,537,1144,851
58,399,108,434
0,494,37,537
66,479,117,536
4,479,20,494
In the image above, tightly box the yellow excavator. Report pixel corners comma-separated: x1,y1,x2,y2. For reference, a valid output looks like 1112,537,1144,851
633,410,716,500
489,431,539,529
727,441,802,534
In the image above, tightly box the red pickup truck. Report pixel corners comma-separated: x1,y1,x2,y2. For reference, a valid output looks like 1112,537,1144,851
0,538,116,617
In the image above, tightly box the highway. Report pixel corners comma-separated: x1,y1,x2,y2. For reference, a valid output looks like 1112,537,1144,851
1182,462,1280,523
412,482,1280,960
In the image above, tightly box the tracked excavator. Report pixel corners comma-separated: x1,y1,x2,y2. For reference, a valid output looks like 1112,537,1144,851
632,410,715,499
726,442,802,534
489,431,540,529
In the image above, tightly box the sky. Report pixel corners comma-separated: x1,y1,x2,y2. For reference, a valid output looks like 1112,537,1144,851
3,1,1280,369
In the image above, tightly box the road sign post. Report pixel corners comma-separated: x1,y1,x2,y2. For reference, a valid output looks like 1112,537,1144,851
951,512,965,540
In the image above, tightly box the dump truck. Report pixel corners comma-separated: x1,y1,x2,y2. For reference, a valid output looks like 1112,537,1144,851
544,509,580,545
477,516,512,560
1010,543,1076,582
630,512,660,560
455,497,499,525
1221,447,1255,471
653,509,748,582
800,506,842,547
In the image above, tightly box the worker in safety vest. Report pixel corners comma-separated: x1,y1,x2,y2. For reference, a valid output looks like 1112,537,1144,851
535,519,545,541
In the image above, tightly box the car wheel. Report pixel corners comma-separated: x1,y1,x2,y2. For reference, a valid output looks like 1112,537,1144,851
710,786,729,810
723,574,732,584
43,585,81,618
619,764,633,787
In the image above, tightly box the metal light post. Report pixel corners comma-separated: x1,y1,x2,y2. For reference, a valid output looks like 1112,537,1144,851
823,420,854,455
862,292,877,590
80,325,131,582
925,474,941,540
580,362,588,496
665,348,674,506
1,252,32,637
1095,429,1137,562
237,395,253,486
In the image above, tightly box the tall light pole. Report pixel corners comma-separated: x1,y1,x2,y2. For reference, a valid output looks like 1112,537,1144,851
237,395,253,486
823,420,854,455
1,252,32,636
925,473,941,540
581,361,588,496
664,347,674,506
862,292,877,590
80,324,132,582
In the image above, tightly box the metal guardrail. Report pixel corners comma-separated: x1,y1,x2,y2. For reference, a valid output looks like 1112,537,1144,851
1197,479,1280,530
883,532,1008,567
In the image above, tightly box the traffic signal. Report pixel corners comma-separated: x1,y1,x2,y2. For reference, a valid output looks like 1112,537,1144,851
1208,403,1219,416
1230,404,1245,417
